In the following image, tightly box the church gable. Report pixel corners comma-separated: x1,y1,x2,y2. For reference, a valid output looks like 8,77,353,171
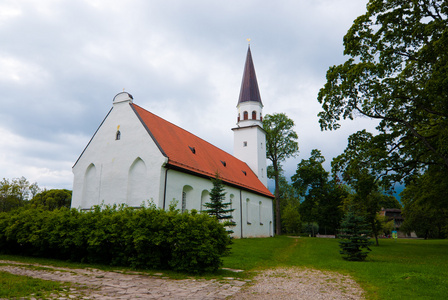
71,96,167,209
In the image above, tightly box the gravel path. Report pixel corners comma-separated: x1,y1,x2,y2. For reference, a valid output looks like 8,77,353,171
232,267,364,300
0,260,364,299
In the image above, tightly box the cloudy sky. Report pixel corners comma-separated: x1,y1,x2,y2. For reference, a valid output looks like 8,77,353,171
1,0,377,191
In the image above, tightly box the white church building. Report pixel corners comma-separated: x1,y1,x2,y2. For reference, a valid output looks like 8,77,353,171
71,46,274,238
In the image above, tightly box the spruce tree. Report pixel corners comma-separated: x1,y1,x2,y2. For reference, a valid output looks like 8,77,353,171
338,210,373,261
204,174,235,233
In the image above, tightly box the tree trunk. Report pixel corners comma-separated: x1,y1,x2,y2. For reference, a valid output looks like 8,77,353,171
371,221,379,246
274,163,281,235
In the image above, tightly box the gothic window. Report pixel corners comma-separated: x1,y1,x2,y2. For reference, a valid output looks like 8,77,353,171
182,185,193,213
252,111,257,120
82,163,99,207
201,190,209,212
115,130,121,140
182,192,187,212
127,158,147,206
243,111,248,120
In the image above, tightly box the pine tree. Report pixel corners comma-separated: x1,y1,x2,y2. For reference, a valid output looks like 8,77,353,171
204,174,235,233
338,210,373,261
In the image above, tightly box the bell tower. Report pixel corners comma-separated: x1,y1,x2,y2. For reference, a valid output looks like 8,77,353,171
232,45,267,187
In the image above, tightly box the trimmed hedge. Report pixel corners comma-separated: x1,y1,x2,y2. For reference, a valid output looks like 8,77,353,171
0,205,231,273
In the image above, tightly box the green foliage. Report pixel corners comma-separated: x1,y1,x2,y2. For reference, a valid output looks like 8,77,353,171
204,175,234,220
203,174,235,234
0,205,231,274
0,177,30,212
263,113,299,173
263,113,299,235
318,0,448,181
274,174,301,234
377,214,394,236
338,210,373,261
30,189,72,210
281,203,301,235
401,166,448,239
292,149,347,235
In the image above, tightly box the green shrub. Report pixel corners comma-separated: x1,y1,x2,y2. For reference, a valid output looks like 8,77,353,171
0,205,231,273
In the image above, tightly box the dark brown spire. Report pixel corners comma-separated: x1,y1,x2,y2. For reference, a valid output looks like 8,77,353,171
238,46,262,105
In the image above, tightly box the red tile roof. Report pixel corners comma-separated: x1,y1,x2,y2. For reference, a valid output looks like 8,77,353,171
131,103,273,198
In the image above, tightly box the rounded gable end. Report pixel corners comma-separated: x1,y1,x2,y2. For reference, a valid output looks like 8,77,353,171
113,92,133,104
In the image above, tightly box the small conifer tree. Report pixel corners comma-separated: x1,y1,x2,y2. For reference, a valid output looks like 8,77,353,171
204,173,235,233
338,210,373,261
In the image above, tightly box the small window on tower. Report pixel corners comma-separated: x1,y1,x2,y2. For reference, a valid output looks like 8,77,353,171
243,111,248,120
115,130,121,140
243,141,247,147
252,111,257,120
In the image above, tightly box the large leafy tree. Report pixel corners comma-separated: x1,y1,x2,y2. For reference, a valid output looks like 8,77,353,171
292,149,346,235
263,113,299,235
400,165,448,239
292,149,328,235
318,0,448,182
0,177,40,212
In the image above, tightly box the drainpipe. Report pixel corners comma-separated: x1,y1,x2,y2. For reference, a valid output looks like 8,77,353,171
163,168,168,210
240,189,243,238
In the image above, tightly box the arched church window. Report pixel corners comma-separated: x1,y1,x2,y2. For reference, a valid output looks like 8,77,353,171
252,111,257,120
116,130,121,140
237,113,240,122
182,192,187,212
229,194,234,211
201,190,209,211
182,185,193,213
127,158,147,206
243,111,248,120
259,201,263,225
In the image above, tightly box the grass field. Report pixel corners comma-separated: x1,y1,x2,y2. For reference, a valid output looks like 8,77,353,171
1,236,447,299
223,236,448,299
0,270,69,299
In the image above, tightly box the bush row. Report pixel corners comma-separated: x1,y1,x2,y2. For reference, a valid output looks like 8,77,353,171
0,205,231,273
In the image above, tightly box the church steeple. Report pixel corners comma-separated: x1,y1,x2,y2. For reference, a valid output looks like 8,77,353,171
238,46,263,105
233,45,267,187
236,45,264,127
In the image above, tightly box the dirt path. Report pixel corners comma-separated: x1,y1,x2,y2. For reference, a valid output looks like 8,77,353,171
0,260,364,299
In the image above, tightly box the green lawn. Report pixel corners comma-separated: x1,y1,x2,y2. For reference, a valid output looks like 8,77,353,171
0,270,69,299
1,237,446,299
223,236,448,299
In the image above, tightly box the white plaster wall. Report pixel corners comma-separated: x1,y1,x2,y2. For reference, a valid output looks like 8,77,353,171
165,169,273,238
233,126,268,187
72,101,167,209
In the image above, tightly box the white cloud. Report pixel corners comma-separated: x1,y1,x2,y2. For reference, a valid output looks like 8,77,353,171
0,0,372,189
